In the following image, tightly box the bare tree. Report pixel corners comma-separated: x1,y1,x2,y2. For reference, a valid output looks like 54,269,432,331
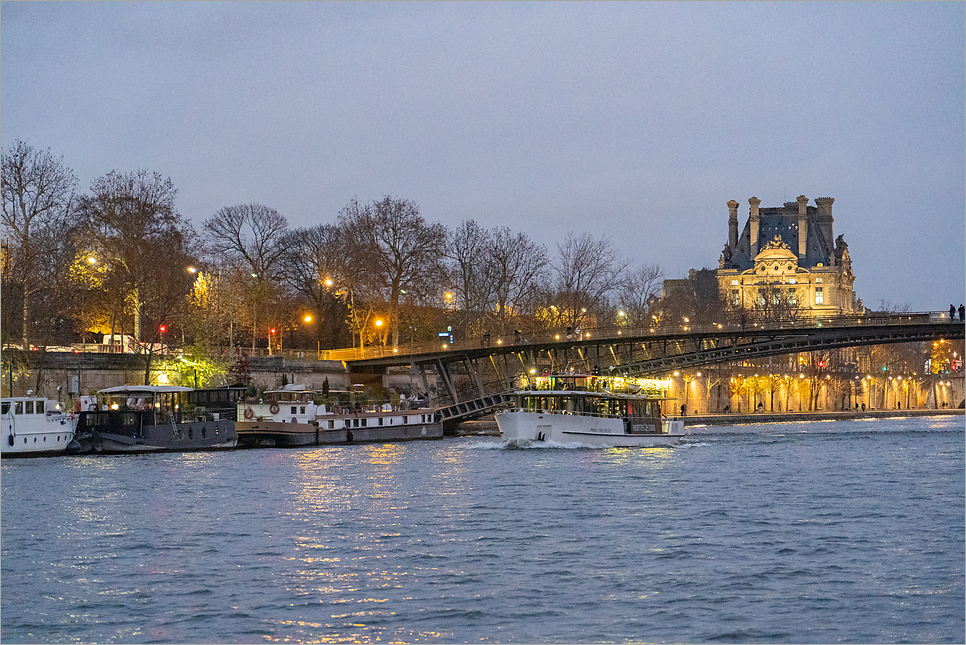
79,170,185,343
203,204,289,282
485,227,549,336
551,232,628,330
338,196,446,347
202,204,289,350
1,141,78,348
617,264,664,328
281,224,351,349
446,220,495,337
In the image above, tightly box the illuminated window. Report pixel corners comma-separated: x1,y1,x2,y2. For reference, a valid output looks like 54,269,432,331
815,287,824,305
731,280,739,286
788,278,796,284
815,277,822,283
731,289,740,305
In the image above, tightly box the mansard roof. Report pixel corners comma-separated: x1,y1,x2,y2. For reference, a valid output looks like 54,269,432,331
724,205,832,272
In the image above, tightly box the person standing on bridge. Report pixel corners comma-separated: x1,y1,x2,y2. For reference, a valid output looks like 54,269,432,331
950,304,956,321
959,304,964,322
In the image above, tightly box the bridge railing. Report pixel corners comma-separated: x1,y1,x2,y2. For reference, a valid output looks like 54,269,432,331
334,311,954,361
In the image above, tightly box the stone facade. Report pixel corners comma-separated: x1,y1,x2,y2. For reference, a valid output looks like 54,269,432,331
717,195,863,317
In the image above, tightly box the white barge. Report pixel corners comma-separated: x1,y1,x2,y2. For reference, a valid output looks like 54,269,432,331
496,373,686,447
236,385,442,448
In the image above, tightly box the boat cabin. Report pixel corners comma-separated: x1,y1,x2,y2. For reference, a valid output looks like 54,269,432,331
79,386,208,437
513,373,673,434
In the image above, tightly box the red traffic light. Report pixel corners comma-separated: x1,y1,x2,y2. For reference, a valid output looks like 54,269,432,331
269,328,276,334
159,325,167,333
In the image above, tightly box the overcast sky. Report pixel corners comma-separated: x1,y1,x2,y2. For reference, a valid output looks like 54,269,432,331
3,1,963,311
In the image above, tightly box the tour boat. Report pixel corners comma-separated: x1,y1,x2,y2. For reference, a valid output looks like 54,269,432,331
236,384,442,447
1,394,77,457
68,385,238,454
495,373,687,447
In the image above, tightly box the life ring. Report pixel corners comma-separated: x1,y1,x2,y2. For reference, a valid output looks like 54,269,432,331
244,407,254,420
270,403,280,415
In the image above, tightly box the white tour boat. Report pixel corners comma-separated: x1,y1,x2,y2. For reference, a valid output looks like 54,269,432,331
495,373,687,447
2,393,77,457
236,384,442,447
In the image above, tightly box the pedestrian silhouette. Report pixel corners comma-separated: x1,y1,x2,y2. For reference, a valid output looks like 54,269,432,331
950,304,956,321
959,305,965,322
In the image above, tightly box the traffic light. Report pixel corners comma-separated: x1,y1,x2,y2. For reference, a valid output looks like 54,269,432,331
159,325,166,333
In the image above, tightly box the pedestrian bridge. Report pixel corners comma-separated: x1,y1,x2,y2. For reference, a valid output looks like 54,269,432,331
345,312,964,424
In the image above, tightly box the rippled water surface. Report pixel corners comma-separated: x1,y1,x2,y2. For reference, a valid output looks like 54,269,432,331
2,415,963,643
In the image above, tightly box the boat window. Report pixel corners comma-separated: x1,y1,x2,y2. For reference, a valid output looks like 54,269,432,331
1,402,8,414
328,420,335,429
15,402,23,415
37,400,45,414
290,406,297,415
361,419,367,427
25,401,34,414
403,416,408,424
344,419,350,429
353,419,359,428
378,418,383,426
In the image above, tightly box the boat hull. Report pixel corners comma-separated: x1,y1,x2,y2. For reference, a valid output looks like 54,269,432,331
236,420,443,448
496,410,686,447
69,420,238,454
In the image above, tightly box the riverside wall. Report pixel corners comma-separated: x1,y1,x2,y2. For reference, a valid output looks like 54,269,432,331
1,352,429,401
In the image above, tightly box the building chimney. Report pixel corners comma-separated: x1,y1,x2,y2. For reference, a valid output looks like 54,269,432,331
727,199,739,252
749,197,761,258
796,195,808,261
815,197,834,247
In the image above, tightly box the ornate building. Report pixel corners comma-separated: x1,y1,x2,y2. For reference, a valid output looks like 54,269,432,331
717,195,863,317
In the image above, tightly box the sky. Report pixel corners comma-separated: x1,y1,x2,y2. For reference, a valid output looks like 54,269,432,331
2,1,964,311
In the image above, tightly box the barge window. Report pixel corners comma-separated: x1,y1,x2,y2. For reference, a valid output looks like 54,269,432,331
291,406,297,414
25,401,34,414
1,402,8,414
36,400,45,414
15,402,23,414
361,419,367,427
378,418,383,426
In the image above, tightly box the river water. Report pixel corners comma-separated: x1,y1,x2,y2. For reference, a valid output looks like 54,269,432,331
2,415,963,644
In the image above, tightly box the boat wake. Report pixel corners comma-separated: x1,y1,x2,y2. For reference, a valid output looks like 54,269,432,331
466,439,611,450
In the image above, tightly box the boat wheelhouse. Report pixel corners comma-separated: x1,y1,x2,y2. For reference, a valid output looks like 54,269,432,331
236,384,443,448
69,385,238,454
495,373,686,447
1,395,77,457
